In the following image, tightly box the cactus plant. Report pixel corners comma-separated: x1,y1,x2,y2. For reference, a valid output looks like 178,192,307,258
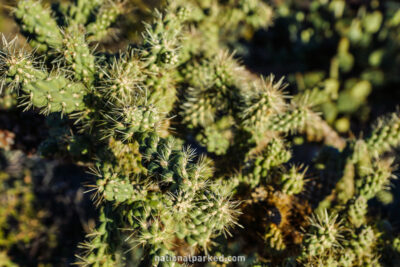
0,0,400,266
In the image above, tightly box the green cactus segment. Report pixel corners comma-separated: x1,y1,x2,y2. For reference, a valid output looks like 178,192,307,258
1,51,47,88
150,249,179,267
206,51,243,94
345,227,380,265
22,76,86,114
354,158,393,200
181,52,244,128
347,196,368,228
304,111,346,149
68,0,105,25
256,139,291,172
14,0,63,50
141,9,184,69
237,0,274,28
366,112,400,155
332,227,380,267
87,1,124,42
181,87,217,128
301,211,344,259
138,133,178,183
76,208,120,267
101,52,144,104
140,6,188,113
181,191,239,250
351,140,372,177
265,106,309,133
240,139,291,188
240,76,287,131
62,25,95,84
393,237,400,253
180,51,240,91
103,178,138,203
0,45,86,114
137,132,208,188
325,138,394,211
146,71,177,113
279,165,306,195
109,105,161,142
195,117,232,155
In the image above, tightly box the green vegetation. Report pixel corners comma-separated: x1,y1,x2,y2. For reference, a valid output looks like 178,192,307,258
246,0,400,133
0,0,399,266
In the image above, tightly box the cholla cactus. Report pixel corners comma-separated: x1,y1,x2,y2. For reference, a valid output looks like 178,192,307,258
301,210,345,259
1,0,400,266
279,164,306,195
264,223,286,251
367,112,400,156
